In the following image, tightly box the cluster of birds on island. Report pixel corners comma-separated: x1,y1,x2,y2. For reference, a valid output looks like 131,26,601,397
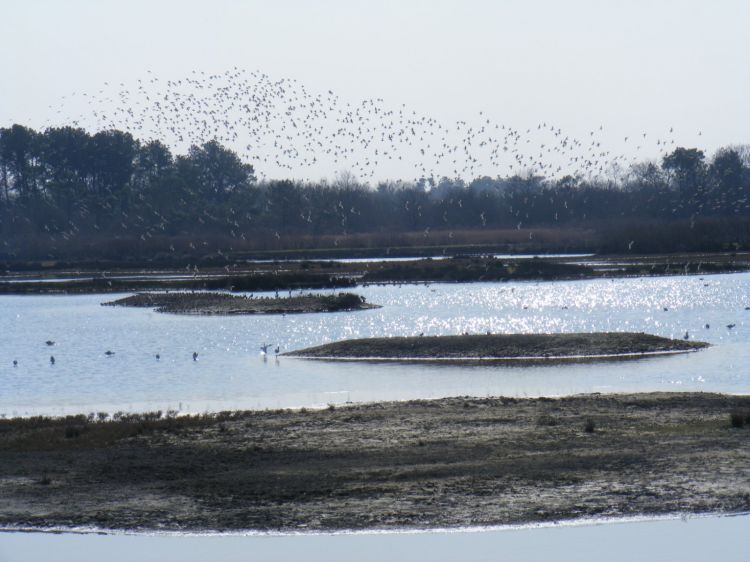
43,67,703,183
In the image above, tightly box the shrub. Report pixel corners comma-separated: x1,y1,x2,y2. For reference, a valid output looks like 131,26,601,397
730,412,746,428
64,426,81,439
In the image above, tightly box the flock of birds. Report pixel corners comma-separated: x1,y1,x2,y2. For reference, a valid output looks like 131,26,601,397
12,305,744,368
44,67,699,184
10,340,281,368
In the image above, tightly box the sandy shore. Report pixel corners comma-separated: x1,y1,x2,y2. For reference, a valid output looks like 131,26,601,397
284,333,708,361
1,392,748,533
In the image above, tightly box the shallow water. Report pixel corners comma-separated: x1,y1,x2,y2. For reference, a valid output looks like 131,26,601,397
1,514,748,562
1,272,748,417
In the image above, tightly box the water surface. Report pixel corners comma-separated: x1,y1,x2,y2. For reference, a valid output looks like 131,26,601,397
1,514,748,562
1,273,747,416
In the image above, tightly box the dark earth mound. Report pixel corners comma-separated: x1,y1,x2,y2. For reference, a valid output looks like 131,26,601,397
284,332,708,361
103,291,378,315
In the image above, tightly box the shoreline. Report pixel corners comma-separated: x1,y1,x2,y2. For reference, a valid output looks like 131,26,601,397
2,510,747,537
287,348,703,364
2,392,748,533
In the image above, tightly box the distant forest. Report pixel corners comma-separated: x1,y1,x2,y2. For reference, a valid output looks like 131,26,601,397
1,124,749,262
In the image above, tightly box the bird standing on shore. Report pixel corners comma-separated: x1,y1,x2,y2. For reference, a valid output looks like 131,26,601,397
50,356,55,365
193,351,199,361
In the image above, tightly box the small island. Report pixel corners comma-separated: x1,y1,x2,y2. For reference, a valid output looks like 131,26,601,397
102,291,379,315
284,332,709,362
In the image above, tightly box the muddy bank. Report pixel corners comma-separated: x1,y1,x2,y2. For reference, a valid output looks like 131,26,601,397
0,392,748,533
0,270,356,295
285,333,708,361
1,252,748,295
102,292,378,315
360,254,750,284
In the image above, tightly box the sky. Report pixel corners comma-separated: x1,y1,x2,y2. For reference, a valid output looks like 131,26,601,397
2,0,749,183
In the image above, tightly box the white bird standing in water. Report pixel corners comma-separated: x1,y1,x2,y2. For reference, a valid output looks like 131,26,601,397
260,343,270,355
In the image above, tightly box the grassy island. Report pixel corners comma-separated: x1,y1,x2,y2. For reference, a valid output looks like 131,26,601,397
284,332,708,362
102,291,379,315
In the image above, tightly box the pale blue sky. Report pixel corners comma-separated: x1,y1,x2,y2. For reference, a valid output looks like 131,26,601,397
2,0,748,181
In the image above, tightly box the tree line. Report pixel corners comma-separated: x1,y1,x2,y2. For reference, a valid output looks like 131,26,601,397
1,124,749,260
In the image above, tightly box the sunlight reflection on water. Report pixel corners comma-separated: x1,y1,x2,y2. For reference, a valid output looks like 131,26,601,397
1,272,748,416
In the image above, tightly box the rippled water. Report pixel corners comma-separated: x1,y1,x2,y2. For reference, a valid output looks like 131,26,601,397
1,273,748,416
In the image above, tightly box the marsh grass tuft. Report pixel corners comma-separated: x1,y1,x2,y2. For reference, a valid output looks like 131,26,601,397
537,414,559,427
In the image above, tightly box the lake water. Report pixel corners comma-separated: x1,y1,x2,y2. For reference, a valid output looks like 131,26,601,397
1,272,748,417
1,514,748,562
1,274,748,559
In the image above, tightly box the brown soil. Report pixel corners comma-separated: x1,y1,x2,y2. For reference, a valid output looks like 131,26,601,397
285,333,708,361
102,292,378,315
1,392,748,532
